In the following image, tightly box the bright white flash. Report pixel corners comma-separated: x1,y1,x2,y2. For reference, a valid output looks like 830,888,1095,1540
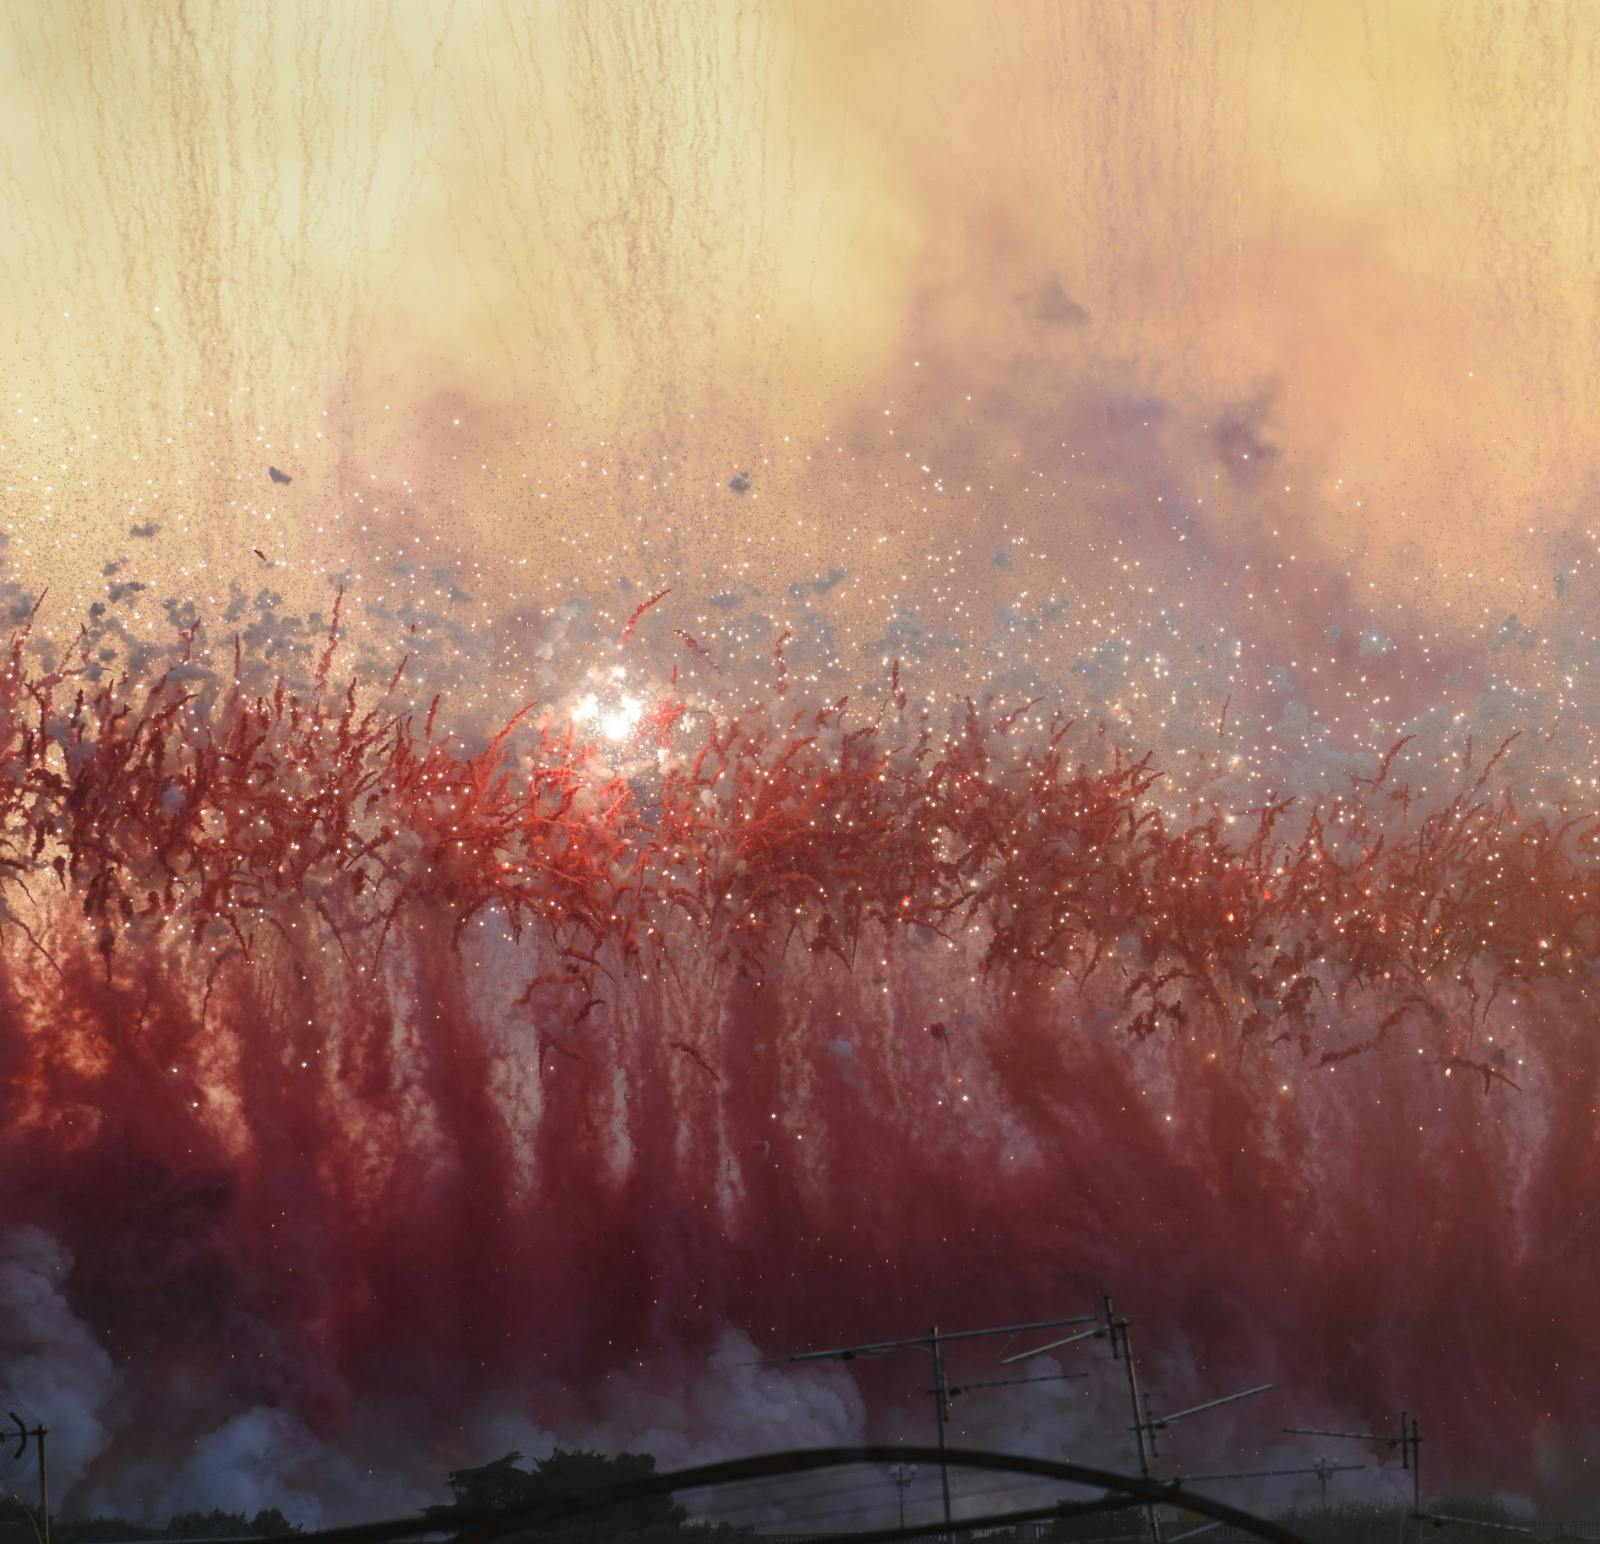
572,670,643,743
601,694,643,742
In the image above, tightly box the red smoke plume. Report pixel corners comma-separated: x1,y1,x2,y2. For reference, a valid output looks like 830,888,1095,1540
1,607,1597,1509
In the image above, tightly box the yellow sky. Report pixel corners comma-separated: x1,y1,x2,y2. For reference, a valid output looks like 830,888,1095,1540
0,1,1596,637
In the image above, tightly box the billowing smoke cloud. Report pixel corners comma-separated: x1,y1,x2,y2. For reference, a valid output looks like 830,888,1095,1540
0,1237,863,1529
491,1339,866,1471
79,1400,473,1532
88,1410,345,1530
0,1231,115,1498
576,1331,866,1471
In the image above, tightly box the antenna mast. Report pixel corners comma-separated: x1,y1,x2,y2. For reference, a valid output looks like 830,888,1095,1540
1286,1412,1423,1539
789,1312,1098,1528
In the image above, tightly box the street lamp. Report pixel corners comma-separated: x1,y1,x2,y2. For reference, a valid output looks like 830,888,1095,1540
889,1463,919,1531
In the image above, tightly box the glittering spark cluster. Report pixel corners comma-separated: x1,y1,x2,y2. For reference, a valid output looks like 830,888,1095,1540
3,598,1595,1057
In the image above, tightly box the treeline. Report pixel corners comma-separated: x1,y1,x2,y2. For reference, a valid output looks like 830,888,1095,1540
39,1450,753,1544
53,1509,301,1543
32,1455,1560,1544
1046,1498,1546,1544
425,1451,760,1544
1271,1499,1543,1544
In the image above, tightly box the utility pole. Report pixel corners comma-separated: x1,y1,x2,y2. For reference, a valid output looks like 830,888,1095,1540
929,1327,952,1526
1002,1295,1273,1544
8,1412,49,1544
1402,1412,1422,1544
788,1312,1098,1531
1106,1295,1162,1544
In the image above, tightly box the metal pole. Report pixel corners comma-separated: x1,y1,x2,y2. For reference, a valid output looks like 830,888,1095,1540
1408,1416,1421,1541
929,1327,953,1527
1106,1296,1161,1544
791,1315,1099,1362
35,1426,50,1544
889,1464,917,1531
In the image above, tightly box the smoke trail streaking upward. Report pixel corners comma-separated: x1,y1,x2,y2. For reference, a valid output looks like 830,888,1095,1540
0,594,1596,1514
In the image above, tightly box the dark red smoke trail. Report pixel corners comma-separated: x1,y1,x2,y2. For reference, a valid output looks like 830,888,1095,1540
1,612,1597,1509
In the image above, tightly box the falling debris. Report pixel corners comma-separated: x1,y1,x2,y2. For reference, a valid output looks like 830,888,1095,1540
728,471,750,494
619,585,671,645
670,1040,721,1083
268,466,293,485
253,548,269,563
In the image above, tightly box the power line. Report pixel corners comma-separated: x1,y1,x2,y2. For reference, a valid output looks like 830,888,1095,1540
692,1473,1083,1530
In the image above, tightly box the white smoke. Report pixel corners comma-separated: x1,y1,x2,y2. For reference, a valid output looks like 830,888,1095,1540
0,1229,434,1529
83,1408,435,1531
577,1328,867,1469
0,1229,117,1501
1,1306,863,1528
92,1411,325,1527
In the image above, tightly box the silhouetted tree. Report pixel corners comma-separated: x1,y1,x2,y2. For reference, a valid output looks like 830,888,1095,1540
48,1517,162,1544
55,1510,299,1544
164,1509,300,1539
427,1450,757,1544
